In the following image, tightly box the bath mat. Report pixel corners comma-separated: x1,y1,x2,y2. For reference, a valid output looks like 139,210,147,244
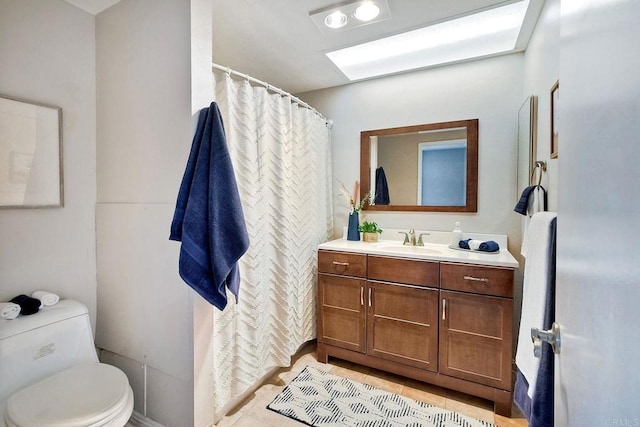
267,366,496,427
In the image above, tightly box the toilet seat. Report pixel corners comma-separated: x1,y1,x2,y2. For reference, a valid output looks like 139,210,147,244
5,362,133,427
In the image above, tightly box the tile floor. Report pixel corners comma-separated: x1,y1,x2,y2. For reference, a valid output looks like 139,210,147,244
216,342,528,427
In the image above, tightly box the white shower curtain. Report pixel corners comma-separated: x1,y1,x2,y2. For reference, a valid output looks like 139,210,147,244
210,71,333,416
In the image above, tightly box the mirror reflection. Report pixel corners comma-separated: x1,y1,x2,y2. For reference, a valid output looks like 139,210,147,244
517,96,537,200
361,119,478,212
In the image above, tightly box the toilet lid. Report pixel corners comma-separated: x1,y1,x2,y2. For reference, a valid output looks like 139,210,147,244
6,362,131,427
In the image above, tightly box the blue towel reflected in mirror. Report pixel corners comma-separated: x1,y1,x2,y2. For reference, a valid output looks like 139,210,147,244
374,167,390,205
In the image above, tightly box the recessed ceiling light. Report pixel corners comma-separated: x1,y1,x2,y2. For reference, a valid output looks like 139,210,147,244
309,0,391,33
324,11,348,29
354,3,380,22
326,0,541,81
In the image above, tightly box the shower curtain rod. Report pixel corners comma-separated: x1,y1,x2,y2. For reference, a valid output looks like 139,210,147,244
212,63,329,124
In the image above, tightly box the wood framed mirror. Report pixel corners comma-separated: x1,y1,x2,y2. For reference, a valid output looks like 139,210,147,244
360,119,478,212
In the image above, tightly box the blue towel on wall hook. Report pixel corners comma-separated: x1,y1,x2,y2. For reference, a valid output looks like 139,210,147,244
170,102,250,310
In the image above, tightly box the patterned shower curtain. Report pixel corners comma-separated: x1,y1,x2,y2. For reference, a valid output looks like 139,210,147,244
210,71,333,416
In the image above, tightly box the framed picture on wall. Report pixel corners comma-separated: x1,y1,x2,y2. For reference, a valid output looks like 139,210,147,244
550,80,559,159
0,95,63,208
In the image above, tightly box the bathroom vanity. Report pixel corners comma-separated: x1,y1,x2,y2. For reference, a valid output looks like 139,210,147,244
316,238,519,416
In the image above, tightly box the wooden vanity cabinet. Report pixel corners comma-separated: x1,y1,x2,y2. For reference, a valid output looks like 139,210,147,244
317,249,516,417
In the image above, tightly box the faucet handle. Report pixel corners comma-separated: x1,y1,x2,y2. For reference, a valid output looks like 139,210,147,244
417,233,430,246
398,231,410,245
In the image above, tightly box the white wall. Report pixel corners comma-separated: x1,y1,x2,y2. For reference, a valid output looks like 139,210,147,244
0,0,97,327
0,1,215,425
95,0,197,425
522,0,560,211
190,0,215,425
300,54,524,254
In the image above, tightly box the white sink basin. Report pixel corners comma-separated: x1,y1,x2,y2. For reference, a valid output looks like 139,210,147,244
318,237,519,268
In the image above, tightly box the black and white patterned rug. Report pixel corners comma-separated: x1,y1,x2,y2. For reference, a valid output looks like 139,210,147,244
267,366,496,427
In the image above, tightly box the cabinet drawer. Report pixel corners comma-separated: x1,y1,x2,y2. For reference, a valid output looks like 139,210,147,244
318,250,367,277
368,255,439,287
440,262,513,298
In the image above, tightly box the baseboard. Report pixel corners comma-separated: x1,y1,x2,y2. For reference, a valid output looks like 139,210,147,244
126,411,165,427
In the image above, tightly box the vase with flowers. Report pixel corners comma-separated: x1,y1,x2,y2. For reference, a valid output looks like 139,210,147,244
339,180,373,241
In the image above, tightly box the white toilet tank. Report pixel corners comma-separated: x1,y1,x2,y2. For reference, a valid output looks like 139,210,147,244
0,299,99,402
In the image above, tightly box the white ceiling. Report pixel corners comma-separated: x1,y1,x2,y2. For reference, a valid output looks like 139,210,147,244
64,0,121,15
212,0,521,94
64,0,528,94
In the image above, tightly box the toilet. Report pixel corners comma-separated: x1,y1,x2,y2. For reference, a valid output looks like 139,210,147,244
0,299,134,427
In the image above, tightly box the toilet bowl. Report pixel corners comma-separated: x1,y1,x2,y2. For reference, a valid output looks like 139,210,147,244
0,300,134,427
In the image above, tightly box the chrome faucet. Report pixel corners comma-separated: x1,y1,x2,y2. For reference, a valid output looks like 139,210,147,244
399,229,430,246
399,229,413,245
417,232,429,246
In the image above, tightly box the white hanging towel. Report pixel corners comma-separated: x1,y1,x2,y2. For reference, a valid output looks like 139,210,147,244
516,211,557,398
521,186,548,256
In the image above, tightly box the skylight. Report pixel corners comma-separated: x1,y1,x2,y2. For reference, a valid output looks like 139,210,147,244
326,0,535,81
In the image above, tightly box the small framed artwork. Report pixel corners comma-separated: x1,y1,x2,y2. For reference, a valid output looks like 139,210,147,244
550,80,559,159
0,95,63,208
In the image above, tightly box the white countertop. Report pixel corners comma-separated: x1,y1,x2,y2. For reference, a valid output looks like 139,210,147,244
318,238,519,269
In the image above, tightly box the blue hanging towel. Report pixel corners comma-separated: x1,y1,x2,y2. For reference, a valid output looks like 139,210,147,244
515,185,548,216
170,102,250,310
514,186,536,215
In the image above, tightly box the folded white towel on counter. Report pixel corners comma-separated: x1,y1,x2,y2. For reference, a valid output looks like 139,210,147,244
31,291,60,307
1,302,21,320
468,239,483,251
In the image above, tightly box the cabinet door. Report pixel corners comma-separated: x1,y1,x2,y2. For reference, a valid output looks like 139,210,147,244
439,290,513,390
317,274,366,353
367,281,439,372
